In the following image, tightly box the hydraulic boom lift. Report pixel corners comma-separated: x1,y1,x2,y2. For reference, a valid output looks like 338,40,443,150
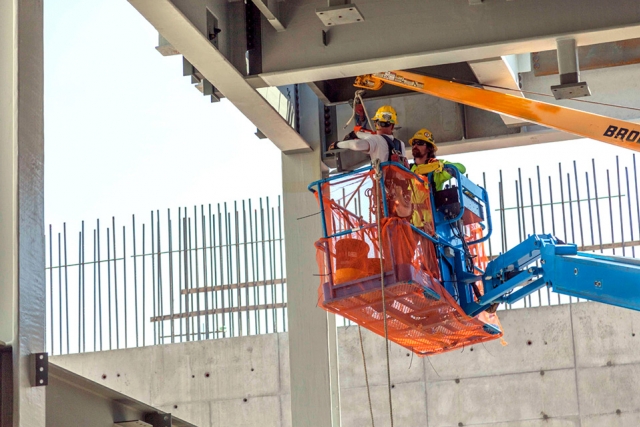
309,70,640,356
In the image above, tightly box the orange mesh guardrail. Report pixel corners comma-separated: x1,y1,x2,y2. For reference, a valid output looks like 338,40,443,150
313,165,502,356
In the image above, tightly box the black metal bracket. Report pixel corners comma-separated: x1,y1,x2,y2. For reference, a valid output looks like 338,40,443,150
31,352,48,387
145,412,172,427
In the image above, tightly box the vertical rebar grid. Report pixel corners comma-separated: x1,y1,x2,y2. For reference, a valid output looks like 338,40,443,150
45,155,640,355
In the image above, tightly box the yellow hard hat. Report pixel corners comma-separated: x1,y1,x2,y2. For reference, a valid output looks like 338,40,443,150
409,128,437,151
372,105,397,125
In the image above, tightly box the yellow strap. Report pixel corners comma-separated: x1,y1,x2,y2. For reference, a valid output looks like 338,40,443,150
413,161,443,176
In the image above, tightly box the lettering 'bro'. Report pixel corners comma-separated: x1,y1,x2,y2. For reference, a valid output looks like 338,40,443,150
603,125,640,142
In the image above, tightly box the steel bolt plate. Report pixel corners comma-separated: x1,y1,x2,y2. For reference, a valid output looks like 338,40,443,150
316,5,364,27
551,82,591,100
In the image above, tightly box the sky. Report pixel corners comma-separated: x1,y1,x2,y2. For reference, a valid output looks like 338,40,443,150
44,0,636,229
44,0,283,227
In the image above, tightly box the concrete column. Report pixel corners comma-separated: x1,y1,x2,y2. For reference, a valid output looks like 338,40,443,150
0,0,46,425
282,84,340,427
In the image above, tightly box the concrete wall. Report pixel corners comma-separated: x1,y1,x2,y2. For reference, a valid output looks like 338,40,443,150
52,302,640,427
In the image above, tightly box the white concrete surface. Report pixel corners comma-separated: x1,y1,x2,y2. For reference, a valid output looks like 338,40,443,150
53,302,640,427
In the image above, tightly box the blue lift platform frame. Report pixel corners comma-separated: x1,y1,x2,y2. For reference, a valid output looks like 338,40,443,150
309,162,640,317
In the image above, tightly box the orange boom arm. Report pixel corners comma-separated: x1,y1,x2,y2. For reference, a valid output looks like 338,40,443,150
355,70,640,152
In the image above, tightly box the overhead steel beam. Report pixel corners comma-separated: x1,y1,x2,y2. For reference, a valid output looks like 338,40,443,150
435,118,640,156
128,0,311,153
253,0,285,32
47,364,196,427
520,63,640,121
436,129,580,156
532,38,640,76
258,0,640,86
469,57,528,126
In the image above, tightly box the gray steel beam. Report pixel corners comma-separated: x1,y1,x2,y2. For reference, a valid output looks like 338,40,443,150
128,0,311,153
259,0,640,86
282,84,340,427
532,38,640,76
46,364,195,427
0,0,46,426
435,117,640,156
253,0,285,32
521,63,640,120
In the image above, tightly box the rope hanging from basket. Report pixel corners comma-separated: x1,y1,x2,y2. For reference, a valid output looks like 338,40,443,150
372,159,394,427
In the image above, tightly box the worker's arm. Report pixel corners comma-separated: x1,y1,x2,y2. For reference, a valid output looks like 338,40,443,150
335,139,371,152
443,161,466,174
433,160,466,191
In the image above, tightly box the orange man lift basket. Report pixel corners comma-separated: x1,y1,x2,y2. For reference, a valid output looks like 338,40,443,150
309,164,502,356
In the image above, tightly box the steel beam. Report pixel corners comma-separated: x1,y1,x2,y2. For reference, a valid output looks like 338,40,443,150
0,0,46,425
436,117,640,156
253,0,285,32
435,129,580,156
128,0,311,153
532,38,640,76
469,57,528,126
283,84,340,427
259,0,640,86
47,364,195,427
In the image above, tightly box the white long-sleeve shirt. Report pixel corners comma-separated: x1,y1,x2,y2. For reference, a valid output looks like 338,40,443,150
338,134,406,163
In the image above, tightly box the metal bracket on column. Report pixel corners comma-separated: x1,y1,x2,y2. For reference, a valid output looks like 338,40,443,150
203,79,221,103
182,57,199,84
184,58,222,101
155,34,179,56
253,0,285,32
144,412,172,427
551,38,591,99
31,352,48,387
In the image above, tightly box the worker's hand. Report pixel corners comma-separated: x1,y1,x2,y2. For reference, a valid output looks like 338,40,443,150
342,130,359,141
327,141,341,151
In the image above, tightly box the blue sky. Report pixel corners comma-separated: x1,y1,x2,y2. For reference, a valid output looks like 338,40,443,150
44,0,283,227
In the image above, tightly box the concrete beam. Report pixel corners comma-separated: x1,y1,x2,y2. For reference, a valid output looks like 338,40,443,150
128,0,311,153
259,0,640,86
0,0,46,425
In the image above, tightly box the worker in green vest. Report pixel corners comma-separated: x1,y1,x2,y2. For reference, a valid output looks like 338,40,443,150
407,128,465,230
409,128,465,191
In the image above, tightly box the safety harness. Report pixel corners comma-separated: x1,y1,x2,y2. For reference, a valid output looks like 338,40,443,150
381,134,409,168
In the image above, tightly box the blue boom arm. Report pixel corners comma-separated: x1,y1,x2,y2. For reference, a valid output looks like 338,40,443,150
462,234,640,317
